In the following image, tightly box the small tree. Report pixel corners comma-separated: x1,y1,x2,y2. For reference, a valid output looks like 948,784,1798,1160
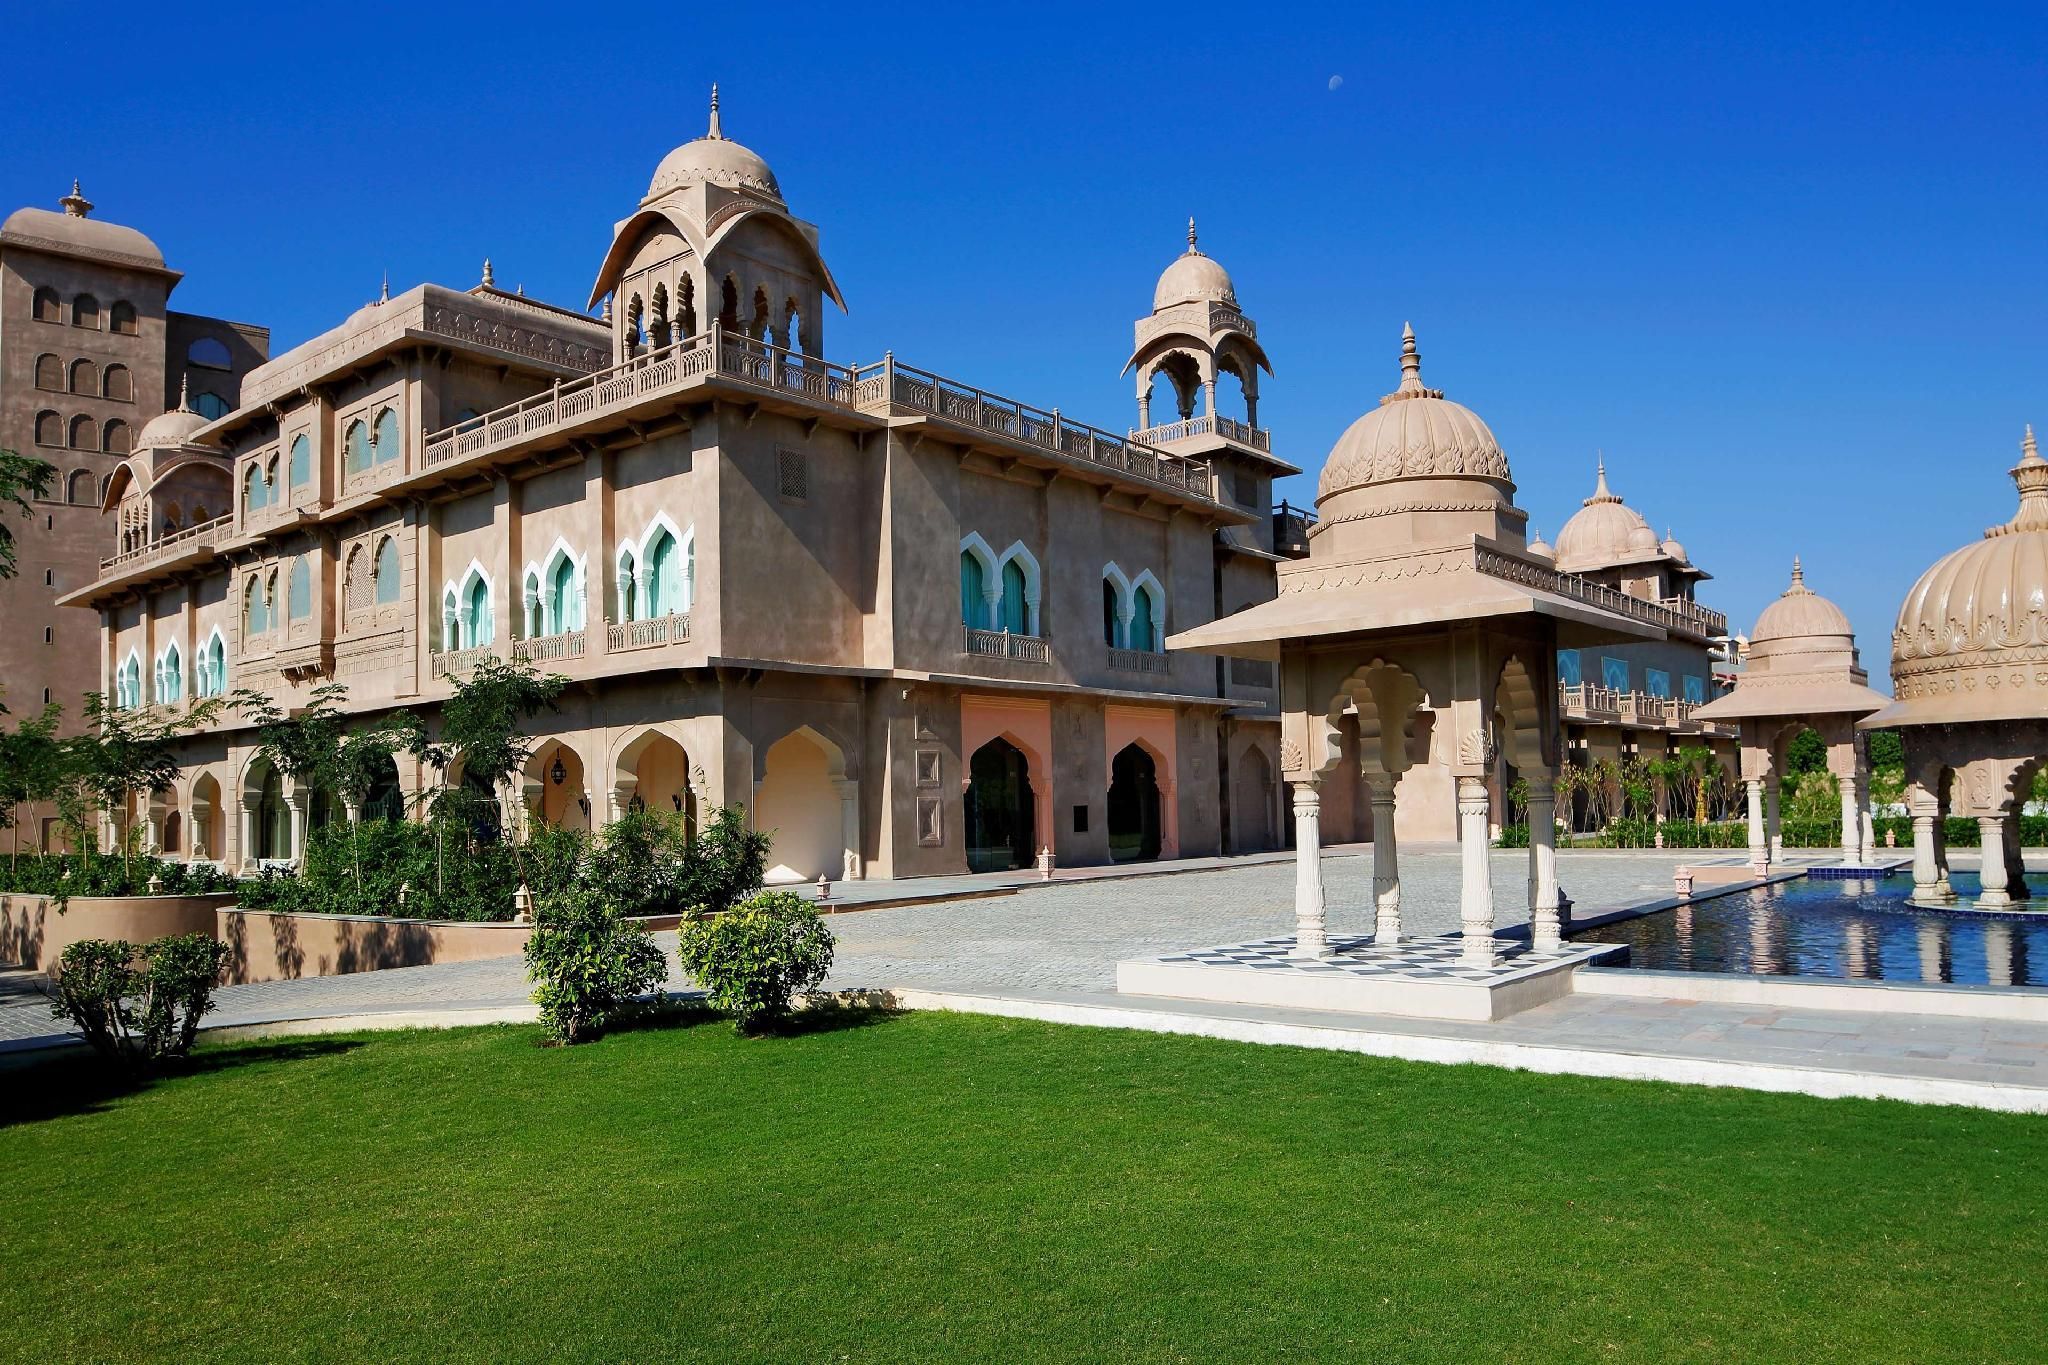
676,889,835,1034
524,886,667,1044
49,933,232,1068
417,657,568,890
67,693,223,876
0,448,55,581
0,701,70,868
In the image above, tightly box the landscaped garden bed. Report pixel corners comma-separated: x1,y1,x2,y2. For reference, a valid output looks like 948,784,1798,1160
5,1015,2046,1361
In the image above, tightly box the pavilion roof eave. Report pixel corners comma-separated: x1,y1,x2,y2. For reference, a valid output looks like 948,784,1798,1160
1166,575,1664,661
1858,695,2031,730
1690,677,1892,722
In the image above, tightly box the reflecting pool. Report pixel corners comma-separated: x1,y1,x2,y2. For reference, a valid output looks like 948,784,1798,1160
1571,872,2048,987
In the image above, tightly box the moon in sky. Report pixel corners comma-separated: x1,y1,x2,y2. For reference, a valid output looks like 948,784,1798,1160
1328,75,1344,91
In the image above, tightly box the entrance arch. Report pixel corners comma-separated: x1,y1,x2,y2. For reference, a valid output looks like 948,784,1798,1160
1233,745,1276,852
755,728,847,883
525,741,589,832
247,759,289,861
965,737,1035,872
190,772,223,861
1108,742,1163,862
614,730,693,830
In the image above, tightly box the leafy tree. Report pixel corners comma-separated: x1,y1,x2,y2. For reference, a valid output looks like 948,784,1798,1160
0,449,55,581
1783,728,1828,779
416,657,567,890
67,692,224,876
1865,729,1904,770
0,702,70,868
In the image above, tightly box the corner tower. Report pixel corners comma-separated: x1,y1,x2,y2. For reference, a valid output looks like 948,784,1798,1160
587,87,845,363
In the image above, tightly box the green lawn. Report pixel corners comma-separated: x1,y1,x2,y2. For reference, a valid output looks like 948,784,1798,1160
5,1013,2045,1364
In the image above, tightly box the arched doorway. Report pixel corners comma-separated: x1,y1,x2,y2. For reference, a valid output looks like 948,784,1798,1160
361,754,405,823
191,773,223,861
755,729,845,883
965,737,1035,873
252,762,289,861
1108,743,1162,862
162,810,182,854
1233,746,1276,852
526,742,588,832
618,731,692,831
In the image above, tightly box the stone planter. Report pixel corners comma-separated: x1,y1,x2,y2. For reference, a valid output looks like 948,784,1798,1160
0,891,238,975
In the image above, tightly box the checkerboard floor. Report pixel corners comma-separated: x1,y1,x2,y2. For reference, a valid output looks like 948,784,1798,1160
1149,933,1610,982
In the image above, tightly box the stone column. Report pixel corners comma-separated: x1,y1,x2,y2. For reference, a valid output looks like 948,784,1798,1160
1137,392,1151,430
1201,378,1217,419
1289,781,1329,960
1526,772,1561,952
1839,779,1860,863
1909,791,1944,904
1933,809,1954,899
1746,779,1769,875
1366,772,1401,944
1458,776,1496,966
1765,781,1783,861
239,794,262,872
834,777,864,881
2004,817,2030,901
1978,816,2014,908
288,790,310,868
1861,803,1876,864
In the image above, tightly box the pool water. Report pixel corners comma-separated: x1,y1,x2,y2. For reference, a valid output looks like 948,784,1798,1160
1571,871,2048,987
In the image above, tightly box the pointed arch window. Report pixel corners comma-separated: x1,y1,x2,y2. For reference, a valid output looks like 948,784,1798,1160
998,561,1029,635
960,551,987,630
464,575,492,647
548,554,579,633
441,589,460,650
645,528,679,618
288,434,311,488
1102,579,1121,647
245,574,270,636
288,556,312,620
1132,582,1161,652
524,570,544,638
616,549,637,623
343,421,369,476
372,407,400,466
243,462,268,513
158,643,183,703
374,536,400,604
196,631,227,697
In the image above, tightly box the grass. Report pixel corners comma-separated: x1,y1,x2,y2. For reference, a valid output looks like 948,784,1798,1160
5,1012,2046,1364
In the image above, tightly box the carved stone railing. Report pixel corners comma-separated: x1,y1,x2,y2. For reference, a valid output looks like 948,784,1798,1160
512,629,587,663
1131,413,1272,453
859,358,1215,503
963,627,1049,663
101,514,234,571
1661,597,1729,638
1619,692,1666,726
606,613,690,653
1109,646,1171,675
1272,500,1316,555
430,646,496,677
1476,548,1714,641
1559,683,1622,721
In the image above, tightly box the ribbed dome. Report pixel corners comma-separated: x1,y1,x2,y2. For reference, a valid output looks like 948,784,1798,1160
645,88,782,202
1554,460,1656,571
1891,428,2048,705
1154,221,1237,309
1,183,164,267
1316,325,1511,501
1753,557,1854,643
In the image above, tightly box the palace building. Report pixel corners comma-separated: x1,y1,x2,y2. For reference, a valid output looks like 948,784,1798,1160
61,95,1300,882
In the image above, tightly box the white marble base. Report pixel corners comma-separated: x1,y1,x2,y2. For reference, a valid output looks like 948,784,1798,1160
1116,932,1625,1022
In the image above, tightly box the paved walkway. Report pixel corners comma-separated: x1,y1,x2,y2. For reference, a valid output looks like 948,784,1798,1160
13,847,2047,1112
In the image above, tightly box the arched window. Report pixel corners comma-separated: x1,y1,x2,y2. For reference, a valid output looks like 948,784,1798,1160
109,300,138,335
192,392,229,420
197,631,227,697
102,363,132,401
68,358,98,394
650,282,670,348
265,454,280,496
998,561,1029,635
548,554,578,633
287,556,312,620
524,571,544,638
344,545,369,612
159,644,182,703
645,528,678,617
288,433,310,488
374,536,400,604
244,574,269,635
677,276,697,340
719,275,739,330
441,589,460,649
68,415,96,450
72,294,100,329
67,469,93,503
117,653,142,709
1102,579,1121,646
960,551,987,630
162,501,182,534
626,293,645,350
35,411,61,447
33,354,61,390
188,336,232,369
243,462,267,513
782,297,802,352
102,420,130,455
372,407,399,466
33,287,61,323
1132,582,1162,652
343,420,369,476
463,575,491,647
615,549,637,623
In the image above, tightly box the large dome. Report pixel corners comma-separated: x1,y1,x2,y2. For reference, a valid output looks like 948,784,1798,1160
1153,221,1237,309
1553,461,1656,571
1316,325,1511,501
1890,427,2048,709
1751,557,1855,659
0,183,164,268
645,88,782,202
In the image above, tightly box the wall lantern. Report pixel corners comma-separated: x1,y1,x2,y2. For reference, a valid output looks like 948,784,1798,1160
550,756,567,786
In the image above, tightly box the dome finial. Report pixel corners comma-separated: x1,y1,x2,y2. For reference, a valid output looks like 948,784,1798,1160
1187,217,1199,253
177,371,191,413
60,178,92,218
1789,555,1807,591
481,257,494,287
708,83,722,139
1584,453,1622,506
1380,323,1442,404
2000,422,2048,535
379,271,389,304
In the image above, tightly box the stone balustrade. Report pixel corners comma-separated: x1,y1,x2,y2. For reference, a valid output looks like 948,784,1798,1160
429,646,496,677
101,513,233,571
963,627,1049,663
1131,412,1273,453
512,629,587,663
1109,646,1171,674
607,613,690,653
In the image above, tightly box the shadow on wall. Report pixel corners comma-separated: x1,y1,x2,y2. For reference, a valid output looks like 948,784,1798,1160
219,911,443,984
333,919,438,978
0,896,47,971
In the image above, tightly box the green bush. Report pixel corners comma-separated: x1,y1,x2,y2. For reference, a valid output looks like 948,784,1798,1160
49,933,231,1067
675,889,835,1034
1494,824,1531,848
524,888,668,1044
0,851,234,902
1651,821,1750,849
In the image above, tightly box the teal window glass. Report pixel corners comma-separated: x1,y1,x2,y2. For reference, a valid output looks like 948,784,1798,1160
1557,650,1582,687
960,552,986,629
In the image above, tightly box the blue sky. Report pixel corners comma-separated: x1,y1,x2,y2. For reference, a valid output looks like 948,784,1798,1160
9,1,2044,663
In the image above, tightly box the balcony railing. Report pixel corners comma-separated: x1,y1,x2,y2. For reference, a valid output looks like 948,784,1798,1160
430,646,496,677
963,627,1049,663
1619,692,1666,726
512,629,587,663
101,513,233,571
1660,597,1729,638
1109,646,1170,674
1559,683,1622,720
1273,499,1317,556
607,612,690,653
1130,413,1273,453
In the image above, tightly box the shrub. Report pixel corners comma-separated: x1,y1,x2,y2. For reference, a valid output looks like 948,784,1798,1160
1494,823,1531,848
524,888,668,1044
675,890,835,1034
49,933,231,1067
0,851,234,903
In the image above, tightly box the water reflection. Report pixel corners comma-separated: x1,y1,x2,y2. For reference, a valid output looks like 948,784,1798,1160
1574,871,2048,987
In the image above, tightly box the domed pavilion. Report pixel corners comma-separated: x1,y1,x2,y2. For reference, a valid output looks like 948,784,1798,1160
1865,426,2048,908
1691,559,1890,870
1169,325,1680,970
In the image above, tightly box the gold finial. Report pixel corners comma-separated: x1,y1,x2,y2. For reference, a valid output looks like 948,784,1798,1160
1381,322,1441,405
481,258,494,287
60,178,93,218
708,83,723,139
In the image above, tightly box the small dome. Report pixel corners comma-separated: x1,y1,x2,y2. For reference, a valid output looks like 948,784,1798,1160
645,87,781,202
1753,557,1854,643
1,182,164,268
137,378,219,449
1891,427,2048,707
1661,535,1689,562
1152,219,1237,310
1316,325,1511,501
1527,528,1555,562
1554,460,1657,571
